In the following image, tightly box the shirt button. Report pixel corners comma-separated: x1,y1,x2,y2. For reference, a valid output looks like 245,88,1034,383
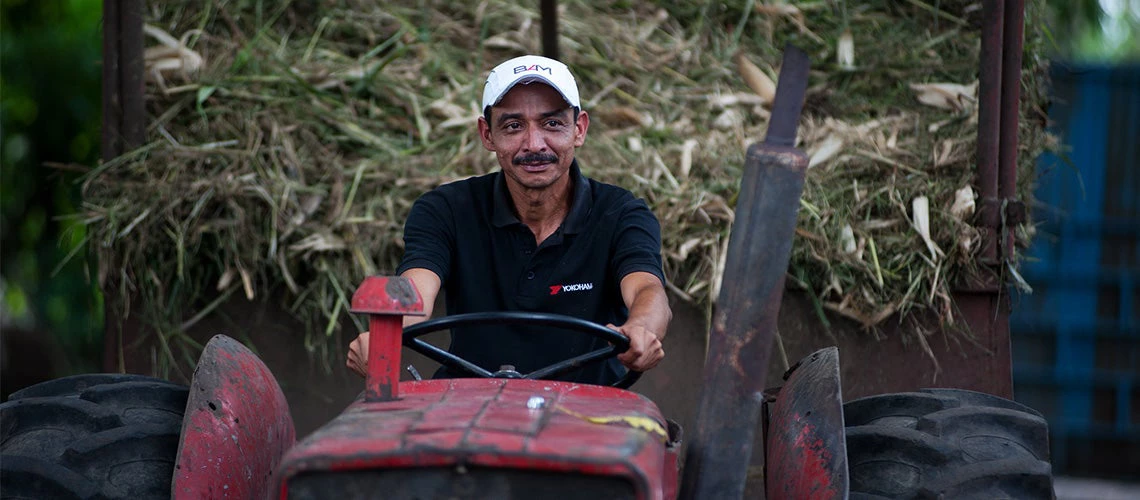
524,249,533,255
527,271,535,280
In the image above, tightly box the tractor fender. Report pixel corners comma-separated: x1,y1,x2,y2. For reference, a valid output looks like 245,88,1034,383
172,334,295,499
765,347,849,499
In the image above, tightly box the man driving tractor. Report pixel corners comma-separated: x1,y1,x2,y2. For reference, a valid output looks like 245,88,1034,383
347,55,672,385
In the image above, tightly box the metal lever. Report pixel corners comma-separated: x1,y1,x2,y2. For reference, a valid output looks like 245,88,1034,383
406,364,422,381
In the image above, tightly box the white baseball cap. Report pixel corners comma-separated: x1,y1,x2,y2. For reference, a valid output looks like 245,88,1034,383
481,55,581,113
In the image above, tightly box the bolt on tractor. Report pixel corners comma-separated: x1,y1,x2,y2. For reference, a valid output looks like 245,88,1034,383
0,45,1054,499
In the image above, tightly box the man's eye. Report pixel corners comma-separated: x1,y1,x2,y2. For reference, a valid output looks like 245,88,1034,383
505,122,522,130
546,120,563,128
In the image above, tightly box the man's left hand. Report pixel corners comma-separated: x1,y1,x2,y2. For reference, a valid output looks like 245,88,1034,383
608,323,664,372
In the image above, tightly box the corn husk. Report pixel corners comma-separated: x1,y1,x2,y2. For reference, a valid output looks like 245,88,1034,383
910,81,979,113
837,30,855,70
950,186,977,219
734,51,777,104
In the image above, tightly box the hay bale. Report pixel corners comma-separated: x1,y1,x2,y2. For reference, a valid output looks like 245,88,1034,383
82,0,1052,374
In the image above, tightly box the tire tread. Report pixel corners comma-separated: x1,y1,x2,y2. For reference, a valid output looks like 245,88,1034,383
844,388,1054,499
0,374,187,500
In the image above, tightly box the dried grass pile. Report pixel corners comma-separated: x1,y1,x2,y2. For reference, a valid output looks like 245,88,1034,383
81,0,1051,375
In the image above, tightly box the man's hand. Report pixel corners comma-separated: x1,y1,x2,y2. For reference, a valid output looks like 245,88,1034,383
612,271,671,373
609,323,664,372
345,269,441,379
347,332,370,378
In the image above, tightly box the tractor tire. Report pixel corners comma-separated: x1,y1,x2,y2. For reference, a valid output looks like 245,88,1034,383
0,374,188,500
843,388,1054,499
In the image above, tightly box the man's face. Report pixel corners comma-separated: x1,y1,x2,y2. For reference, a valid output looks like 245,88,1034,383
478,83,589,192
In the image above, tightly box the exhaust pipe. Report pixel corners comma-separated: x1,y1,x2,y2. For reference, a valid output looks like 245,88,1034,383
678,44,811,499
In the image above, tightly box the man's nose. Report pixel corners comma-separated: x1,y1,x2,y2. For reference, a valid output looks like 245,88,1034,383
522,127,547,152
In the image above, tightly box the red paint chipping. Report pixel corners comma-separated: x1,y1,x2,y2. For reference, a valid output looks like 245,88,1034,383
766,348,848,499
272,378,678,500
790,417,834,497
173,335,296,499
350,276,427,402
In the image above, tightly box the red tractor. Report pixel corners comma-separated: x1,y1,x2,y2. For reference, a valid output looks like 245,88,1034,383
0,45,1053,499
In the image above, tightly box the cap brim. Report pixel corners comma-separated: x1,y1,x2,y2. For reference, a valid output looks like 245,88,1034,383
487,75,577,110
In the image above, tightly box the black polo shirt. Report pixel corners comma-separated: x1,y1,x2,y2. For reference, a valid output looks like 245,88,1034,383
396,160,665,385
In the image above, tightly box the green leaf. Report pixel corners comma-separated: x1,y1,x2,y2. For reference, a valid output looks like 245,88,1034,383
196,85,217,114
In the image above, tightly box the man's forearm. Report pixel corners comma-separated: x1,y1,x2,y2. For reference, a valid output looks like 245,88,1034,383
627,287,670,339
621,273,672,339
400,268,442,326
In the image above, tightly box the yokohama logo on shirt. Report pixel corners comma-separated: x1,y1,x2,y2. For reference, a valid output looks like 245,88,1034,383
549,283,594,295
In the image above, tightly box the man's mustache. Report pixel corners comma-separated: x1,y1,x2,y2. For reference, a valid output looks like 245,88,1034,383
513,153,558,165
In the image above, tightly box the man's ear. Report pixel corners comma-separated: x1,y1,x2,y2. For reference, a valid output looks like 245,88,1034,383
573,109,590,147
477,115,495,151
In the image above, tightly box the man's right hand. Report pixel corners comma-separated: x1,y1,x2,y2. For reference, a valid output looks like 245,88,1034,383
346,269,441,379
347,331,370,378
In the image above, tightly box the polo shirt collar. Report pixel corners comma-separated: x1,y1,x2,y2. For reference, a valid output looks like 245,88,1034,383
492,159,593,234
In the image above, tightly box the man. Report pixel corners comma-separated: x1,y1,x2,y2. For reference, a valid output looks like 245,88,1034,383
347,55,671,385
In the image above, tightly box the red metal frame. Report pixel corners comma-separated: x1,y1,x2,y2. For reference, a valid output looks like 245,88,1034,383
764,348,848,499
230,277,675,498
272,378,679,499
350,276,425,402
172,335,296,499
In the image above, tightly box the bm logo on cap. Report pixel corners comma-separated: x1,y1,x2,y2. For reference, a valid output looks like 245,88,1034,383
513,64,553,75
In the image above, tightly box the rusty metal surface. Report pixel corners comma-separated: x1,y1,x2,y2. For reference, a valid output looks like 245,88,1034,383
976,0,1004,215
977,0,1026,264
998,0,1024,203
954,0,1023,393
765,44,810,147
679,147,810,498
100,0,121,373
976,0,1005,264
765,348,848,500
100,0,120,164
273,378,676,499
172,334,296,499
366,313,404,402
120,0,145,149
351,276,426,402
997,0,1026,264
101,0,147,372
99,0,145,160
679,44,811,500
950,290,1014,398
350,275,426,315
769,290,1014,400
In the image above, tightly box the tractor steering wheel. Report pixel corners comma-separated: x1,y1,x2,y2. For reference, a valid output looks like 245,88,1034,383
401,312,642,389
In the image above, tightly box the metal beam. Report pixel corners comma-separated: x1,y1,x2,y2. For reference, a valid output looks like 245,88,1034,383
100,0,146,371
679,45,811,500
541,0,559,60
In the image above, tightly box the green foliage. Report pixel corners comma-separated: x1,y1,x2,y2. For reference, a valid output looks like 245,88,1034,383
1,0,105,374
1046,0,1140,62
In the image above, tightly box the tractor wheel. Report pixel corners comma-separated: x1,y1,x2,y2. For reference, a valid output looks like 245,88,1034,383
843,388,1054,499
0,374,188,499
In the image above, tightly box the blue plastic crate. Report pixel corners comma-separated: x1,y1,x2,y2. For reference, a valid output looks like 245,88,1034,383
1010,63,1140,478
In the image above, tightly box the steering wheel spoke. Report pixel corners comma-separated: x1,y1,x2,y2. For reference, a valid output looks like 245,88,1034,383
525,346,617,380
407,337,494,378
401,312,641,388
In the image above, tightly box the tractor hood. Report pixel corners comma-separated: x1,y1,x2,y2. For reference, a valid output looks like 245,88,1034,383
273,378,678,499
